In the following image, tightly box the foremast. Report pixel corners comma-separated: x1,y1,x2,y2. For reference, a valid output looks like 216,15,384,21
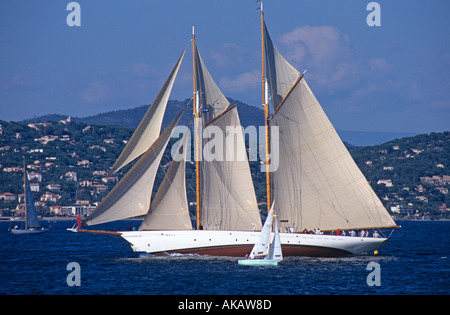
259,1,271,215
192,26,201,230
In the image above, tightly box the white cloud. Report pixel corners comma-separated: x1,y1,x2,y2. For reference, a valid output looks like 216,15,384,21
2,74,26,90
280,25,351,67
369,58,392,73
79,81,110,104
210,43,251,68
124,63,157,78
219,70,260,92
278,25,363,91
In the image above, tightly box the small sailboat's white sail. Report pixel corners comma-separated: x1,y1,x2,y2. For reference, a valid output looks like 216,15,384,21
268,214,282,262
109,51,185,175
239,202,281,266
249,203,274,259
82,106,187,226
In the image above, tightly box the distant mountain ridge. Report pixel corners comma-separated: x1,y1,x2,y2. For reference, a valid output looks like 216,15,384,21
20,99,416,146
21,98,264,129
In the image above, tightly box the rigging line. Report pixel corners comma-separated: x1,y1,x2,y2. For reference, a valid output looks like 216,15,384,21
269,71,306,120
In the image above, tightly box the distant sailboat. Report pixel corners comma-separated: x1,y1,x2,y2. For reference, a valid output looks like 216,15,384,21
73,3,399,257
10,161,47,235
238,202,282,266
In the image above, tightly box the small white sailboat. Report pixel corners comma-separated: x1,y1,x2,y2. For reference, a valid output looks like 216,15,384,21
238,202,283,266
10,161,47,235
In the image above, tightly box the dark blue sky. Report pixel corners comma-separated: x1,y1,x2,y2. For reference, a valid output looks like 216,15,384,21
0,0,449,133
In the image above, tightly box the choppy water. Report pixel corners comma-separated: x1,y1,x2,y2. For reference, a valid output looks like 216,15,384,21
0,220,448,295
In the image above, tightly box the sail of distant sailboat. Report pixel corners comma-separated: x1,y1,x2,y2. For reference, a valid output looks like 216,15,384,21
10,161,47,234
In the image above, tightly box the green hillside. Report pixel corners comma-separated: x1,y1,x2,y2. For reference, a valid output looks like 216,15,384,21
0,117,448,219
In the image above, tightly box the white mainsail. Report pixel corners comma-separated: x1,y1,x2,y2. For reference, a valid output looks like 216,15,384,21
193,43,262,232
109,51,185,175
83,106,187,226
139,131,192,230
201,105,262,231
264,22,397,232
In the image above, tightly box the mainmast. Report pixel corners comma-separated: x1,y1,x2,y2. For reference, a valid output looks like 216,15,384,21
260,1,271,214
192,26,201,230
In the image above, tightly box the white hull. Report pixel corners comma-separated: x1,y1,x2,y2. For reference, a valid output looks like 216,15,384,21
120,230,388,257
238,259,278,266
10,228,47,235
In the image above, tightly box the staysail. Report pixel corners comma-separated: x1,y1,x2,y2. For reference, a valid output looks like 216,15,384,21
109,51,185,175
83,106,187,226
201,105,262,231
264,23,397,232
139,130,192,230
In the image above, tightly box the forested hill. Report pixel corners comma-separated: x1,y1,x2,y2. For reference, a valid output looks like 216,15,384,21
350,131,449,216
0,109,448,218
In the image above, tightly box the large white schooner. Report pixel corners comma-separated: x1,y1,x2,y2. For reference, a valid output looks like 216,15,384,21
74,3,399,257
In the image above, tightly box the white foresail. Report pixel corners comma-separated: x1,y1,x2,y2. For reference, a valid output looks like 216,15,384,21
83,107,187,226
201,106,262,231
109,51,185,175
194,46,230,123
139,131,192,230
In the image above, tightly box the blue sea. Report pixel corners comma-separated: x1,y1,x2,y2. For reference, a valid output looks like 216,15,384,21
0,220,448,296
